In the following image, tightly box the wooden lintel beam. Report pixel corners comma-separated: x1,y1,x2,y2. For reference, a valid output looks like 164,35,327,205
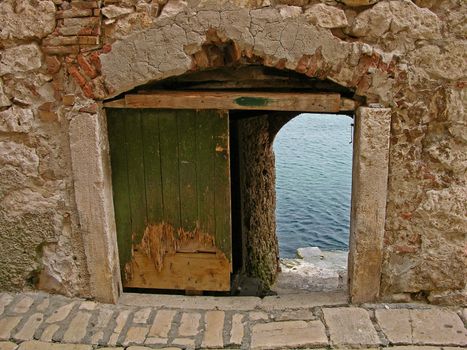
104,91,357,112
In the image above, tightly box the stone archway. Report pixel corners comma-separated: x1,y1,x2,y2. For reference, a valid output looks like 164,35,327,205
68,4,395,303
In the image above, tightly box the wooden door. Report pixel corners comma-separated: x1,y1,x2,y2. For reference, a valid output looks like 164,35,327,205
107,109,231,291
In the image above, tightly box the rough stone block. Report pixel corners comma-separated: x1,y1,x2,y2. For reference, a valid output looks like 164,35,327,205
350,0,441,40
305,3,348,28
0,107,34,133
0,141,39,178
0,80,11,107
339,0,380,5
71,1,100,9
102,5,134,18
56,9,93,18
0,44,42,75
0,1,55,41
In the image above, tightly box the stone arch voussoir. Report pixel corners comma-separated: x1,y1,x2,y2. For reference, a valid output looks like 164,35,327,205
98,7,398,105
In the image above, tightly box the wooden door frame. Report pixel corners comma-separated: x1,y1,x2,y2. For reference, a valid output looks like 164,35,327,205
69,91,391,304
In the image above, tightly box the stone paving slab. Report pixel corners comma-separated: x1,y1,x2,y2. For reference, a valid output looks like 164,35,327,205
17,340,92,350
375,309,412,344
250,320,327,349
323,307,382,347
0,342,17,350
376,308,467,346
0,292,466,349
410,309,467,346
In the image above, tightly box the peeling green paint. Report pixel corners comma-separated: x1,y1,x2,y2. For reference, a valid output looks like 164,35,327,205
234,97,271,107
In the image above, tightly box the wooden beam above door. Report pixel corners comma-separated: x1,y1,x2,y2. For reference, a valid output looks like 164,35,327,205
104,91,358,112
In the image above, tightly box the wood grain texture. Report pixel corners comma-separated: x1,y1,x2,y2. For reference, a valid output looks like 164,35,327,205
141,110,164,224
125,110,148,243
213,110,232,264
107,109,132,273
125,251,230,291
178,110,198,232
107,108,232,291
159,110,181,229
104,91,347,112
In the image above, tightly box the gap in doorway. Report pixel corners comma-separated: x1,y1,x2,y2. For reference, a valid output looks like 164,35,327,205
272,113,353,294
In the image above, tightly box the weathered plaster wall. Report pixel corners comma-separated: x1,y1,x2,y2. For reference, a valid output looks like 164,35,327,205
0,0,465,304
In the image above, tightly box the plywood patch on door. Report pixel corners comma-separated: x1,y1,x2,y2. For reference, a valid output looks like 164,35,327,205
124,223,230,291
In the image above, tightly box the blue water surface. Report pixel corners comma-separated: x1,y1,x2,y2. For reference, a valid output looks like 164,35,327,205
273,114,353,257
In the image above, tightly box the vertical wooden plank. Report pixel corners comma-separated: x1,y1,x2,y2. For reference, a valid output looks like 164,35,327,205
141,109,164,224
213,110,232,262
196,110,216,238
106,109,132,274
177,110,198,231
125,110,148,243
159,110,181,228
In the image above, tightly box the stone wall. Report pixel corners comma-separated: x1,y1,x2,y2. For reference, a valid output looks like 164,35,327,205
237,115,279,290
0,0,465,304
0,0,91,296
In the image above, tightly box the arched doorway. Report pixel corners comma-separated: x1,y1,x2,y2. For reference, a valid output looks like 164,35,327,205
103,66,358,295
68,12,394,302
272,113,353,294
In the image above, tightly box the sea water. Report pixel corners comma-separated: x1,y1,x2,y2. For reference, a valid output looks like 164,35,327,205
273,114,353,258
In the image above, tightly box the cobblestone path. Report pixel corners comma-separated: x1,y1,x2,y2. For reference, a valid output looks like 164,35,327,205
0,292,466,349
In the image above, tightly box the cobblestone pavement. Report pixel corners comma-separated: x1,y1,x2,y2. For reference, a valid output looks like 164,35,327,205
0,291,466,349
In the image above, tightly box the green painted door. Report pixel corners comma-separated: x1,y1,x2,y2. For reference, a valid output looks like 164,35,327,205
107,109,231,291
